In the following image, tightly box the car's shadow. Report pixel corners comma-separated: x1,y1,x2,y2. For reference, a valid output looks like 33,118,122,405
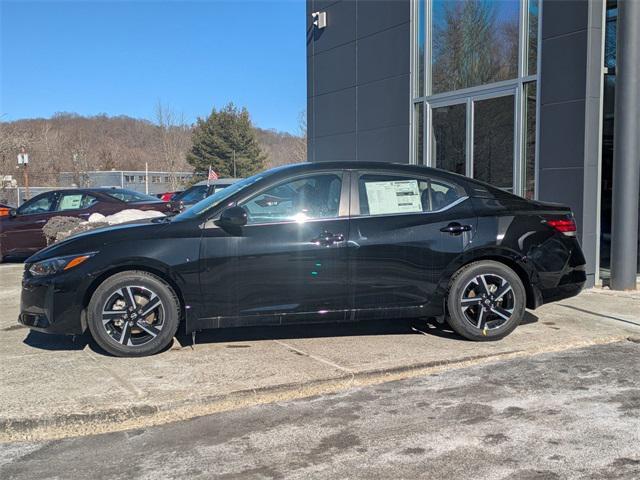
21,312,539,355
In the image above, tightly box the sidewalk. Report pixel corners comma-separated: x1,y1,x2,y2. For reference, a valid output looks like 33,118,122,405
1,263,639,442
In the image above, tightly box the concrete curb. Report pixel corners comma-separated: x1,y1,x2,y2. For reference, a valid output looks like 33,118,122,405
0,335,630,443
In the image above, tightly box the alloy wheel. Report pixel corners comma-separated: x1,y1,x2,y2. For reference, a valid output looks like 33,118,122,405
459,274,515,332
101,286,165,347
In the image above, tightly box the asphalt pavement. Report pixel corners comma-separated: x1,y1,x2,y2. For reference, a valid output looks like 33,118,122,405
2,341,640,480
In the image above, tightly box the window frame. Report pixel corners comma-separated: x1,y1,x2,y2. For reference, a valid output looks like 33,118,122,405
349,169,468,219
236,171,350,227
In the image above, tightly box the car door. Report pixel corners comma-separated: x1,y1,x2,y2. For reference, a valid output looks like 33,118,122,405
348,170,476,318
1,191,59,256
199,171,350,325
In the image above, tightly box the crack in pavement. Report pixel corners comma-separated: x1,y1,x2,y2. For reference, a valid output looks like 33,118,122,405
272,339,355,375
83,350,144,398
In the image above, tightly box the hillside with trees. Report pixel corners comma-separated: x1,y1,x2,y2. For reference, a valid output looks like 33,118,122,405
0,107,306,190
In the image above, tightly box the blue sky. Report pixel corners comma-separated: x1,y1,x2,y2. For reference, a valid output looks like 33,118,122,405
0,0,306,133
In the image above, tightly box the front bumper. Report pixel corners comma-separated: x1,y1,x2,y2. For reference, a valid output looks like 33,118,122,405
19,268,88,335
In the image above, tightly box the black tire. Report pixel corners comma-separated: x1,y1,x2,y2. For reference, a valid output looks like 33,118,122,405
87,271,180,357
446,260,526,341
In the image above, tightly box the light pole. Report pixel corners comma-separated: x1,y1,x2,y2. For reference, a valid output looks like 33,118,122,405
17,146,30,201
610,0,640,290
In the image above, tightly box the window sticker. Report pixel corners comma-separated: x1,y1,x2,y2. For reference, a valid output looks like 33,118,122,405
59,194,83,210
365,180,422,215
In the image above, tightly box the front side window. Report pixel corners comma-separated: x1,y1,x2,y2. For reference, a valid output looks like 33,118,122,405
358,174,462,216
241,174,342,225
18,193,56,215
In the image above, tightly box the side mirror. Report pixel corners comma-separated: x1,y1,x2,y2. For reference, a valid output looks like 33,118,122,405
9,209,17,218
216,206,248,229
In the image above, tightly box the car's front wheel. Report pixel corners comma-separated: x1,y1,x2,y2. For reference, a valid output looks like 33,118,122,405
446,260,526,341
87,271,180,357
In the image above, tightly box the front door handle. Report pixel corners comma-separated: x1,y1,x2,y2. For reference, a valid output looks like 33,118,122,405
311,232,345,246
440,222,472,236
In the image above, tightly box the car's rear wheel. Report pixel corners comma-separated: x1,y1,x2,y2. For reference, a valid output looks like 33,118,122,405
446,261,526,341
87,271,180,357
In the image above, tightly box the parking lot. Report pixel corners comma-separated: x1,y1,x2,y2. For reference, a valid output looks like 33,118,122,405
1,262,640,443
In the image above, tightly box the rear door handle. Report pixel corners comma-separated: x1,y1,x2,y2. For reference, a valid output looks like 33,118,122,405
440,222,472,235
311,232,345,246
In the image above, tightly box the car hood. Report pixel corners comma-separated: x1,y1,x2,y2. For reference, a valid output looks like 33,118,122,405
26,218,170,263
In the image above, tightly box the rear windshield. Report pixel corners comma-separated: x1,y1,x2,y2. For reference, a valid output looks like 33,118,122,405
175,185,209,204
105,189,160,203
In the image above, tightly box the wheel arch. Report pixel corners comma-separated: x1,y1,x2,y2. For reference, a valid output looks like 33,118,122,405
82,263,187,322
439,250,542,310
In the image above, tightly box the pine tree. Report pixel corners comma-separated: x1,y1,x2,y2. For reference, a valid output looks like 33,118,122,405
186,103,267,178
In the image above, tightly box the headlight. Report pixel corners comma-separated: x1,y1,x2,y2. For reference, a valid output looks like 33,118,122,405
28,252,96,277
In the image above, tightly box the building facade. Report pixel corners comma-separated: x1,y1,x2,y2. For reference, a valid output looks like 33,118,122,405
306,0,639,288
58,170,194,196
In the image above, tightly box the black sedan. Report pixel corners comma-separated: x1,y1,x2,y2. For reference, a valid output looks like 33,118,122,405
19,162,586,357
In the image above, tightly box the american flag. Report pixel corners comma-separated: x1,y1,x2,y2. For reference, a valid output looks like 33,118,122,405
208,167,218,181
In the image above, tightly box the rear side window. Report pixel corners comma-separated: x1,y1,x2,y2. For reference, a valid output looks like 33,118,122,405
358,174,463,216
56,193,98,211
105,189,158,203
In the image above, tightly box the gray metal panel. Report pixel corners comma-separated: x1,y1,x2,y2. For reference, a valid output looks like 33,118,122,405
312,0,356,55
315,132,357,161
357,22,410,85
356,0,410,39
357,74,410,132
538,167,585,222
314,42,356,95
541,0,589,39
313,87,356,137
540,30,588,104
538,100,586,169
357,125,410,163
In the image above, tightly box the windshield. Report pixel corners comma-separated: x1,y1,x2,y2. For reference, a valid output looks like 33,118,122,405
105,189,160,203
173,174,267,221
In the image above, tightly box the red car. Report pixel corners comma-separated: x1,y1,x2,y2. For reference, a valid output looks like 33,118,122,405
157,191,183,202
0,188,170,261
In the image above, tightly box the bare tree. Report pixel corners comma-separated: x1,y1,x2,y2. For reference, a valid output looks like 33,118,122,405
155,101,191,190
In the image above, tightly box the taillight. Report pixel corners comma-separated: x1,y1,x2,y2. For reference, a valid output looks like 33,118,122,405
546,217,577,236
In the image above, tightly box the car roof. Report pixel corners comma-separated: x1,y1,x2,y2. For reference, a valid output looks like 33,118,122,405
266,161,474,183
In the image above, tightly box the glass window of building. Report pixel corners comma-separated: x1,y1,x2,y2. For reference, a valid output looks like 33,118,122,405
473,95,515,191
431,0,520,94
523,82,537,199
413,0,539,200
431,103,466,175
526,0,539,75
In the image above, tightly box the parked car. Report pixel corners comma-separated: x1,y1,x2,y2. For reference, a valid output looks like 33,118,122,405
168,178,240,213
156,191,183,202
0,188,170,260
0,203,14,217
19,162,586,357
